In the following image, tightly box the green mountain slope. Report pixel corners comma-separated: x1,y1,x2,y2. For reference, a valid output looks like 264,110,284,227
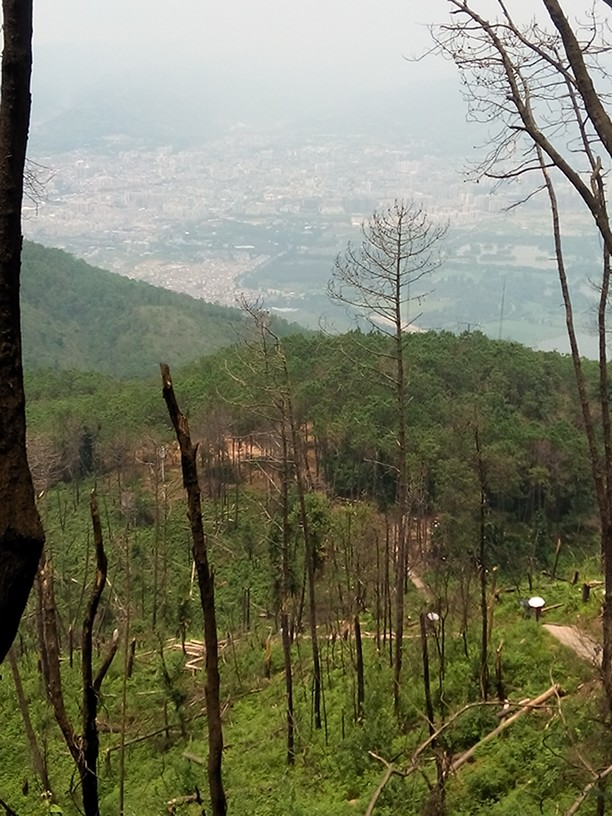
20,241,294,378
14,327,608,816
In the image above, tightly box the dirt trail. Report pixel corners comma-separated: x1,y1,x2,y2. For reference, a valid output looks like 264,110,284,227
409,571,428,596
543,624,602,666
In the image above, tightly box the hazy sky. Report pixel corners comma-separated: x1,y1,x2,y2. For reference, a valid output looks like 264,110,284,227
30,1,594,125
32,1,587,65
33,2,441,76
31,4,437,116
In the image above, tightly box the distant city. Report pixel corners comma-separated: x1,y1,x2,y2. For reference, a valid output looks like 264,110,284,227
23,120,515,300
24,102,598,352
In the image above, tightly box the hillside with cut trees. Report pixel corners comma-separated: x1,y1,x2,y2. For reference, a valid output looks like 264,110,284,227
3,324,609,816
6,0,612,813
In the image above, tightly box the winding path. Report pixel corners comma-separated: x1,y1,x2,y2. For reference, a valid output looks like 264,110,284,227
543,624,602,666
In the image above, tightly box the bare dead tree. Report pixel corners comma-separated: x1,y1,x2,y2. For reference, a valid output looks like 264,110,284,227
328,200,447,715
160,364,227,815
433,0,612,713
231,299,325,742
223,336,297,762
474,425,490,701
39,490,118,816
354,610,365,723
26,433,64,494
22,158,53,214
278,423,296,764
0,0,45,664
263,326,322,732
80,493,118,814
8,646,53,796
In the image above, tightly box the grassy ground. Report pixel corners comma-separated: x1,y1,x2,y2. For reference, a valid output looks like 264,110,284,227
1,560,607,816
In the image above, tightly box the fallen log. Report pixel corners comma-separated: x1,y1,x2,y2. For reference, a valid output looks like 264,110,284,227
448,683,562,775
182,751,206,766
364,685,563,815
166,789,202,813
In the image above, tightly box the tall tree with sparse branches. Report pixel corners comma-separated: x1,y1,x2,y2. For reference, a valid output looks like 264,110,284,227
0,0,45,663
432,0,612,711
328,200,446,713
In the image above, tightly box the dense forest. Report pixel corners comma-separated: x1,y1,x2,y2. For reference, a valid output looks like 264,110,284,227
2,310,609,815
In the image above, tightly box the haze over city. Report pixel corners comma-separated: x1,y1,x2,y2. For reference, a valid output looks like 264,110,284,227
24,0,604,354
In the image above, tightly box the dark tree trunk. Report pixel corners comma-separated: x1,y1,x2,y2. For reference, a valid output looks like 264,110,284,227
393,515,407,715
306,536,322,729
420,612,446,816
0,0,45,664
420,613,435,736
475,428,489,701
393,290,408,718
279,428,295,765
39,554,79,760
161,364,227,816
495,641,505,703
596,778,607,816
38,495,117,816
354,613,365,722
290,417,322,730
8,647,52,795
281,608,295,765
604,522,612,710
80,491,112,816
542,0,612,161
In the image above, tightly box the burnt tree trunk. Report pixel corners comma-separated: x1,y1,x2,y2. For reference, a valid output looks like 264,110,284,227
39,493,117,816
8,646,52,795
39,553,79,760
279,426,295,765
0,0,45,664
80,491,115,816
287,405,322,730
420,612,446,816
161,364,227,816
354,612,365,722
420,613,435,736
475,427,489,701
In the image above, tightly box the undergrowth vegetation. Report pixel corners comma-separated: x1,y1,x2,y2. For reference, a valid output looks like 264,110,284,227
2,330,610,814
0,471,607,815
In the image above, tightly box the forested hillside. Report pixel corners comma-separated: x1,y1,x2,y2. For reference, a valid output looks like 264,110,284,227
25,329,593,532
5,327,608,815
20,241,300,378
8,0,612,814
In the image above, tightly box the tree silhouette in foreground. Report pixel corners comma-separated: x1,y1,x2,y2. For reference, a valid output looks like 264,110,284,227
0,0,45,663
